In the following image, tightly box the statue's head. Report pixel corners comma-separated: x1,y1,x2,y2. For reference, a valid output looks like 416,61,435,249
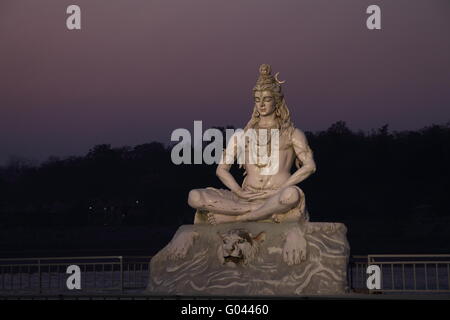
245,64,293,133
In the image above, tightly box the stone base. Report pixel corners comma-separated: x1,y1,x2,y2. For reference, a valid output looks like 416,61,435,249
146,221,350,296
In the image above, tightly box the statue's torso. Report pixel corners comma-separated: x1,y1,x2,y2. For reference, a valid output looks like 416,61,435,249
242,132,295,191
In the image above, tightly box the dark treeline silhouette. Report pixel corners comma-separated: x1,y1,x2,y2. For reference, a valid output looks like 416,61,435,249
0,121,449,256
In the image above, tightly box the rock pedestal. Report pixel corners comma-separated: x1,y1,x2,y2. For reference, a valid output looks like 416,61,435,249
147,221,350,296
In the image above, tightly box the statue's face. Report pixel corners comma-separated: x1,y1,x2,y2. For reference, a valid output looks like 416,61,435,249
254,90,276,117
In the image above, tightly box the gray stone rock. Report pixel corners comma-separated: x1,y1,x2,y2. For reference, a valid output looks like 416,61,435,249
147,221,350,296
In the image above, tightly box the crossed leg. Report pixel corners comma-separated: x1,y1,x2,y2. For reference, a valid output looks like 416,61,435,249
188,188,253,216
207,186,302,224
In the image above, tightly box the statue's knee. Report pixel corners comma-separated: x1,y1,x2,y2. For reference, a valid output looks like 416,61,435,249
188,189,203,208
279,187,300,206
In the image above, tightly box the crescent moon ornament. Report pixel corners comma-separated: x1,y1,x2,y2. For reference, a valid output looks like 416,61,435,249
274,72,286,84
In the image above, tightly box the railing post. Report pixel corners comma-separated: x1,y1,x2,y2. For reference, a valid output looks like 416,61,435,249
38,259,42,294
119,256,123,293
347,258,352,292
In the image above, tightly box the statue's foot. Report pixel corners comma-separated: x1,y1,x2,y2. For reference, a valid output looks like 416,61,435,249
207,213,237,225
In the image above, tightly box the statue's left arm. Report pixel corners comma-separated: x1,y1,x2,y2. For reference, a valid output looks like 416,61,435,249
280,128,316,188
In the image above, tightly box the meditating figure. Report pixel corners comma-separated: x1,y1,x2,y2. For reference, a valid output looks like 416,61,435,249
188,64,316,224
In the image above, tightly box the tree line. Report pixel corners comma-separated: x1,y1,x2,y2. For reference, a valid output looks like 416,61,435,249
0,121,449,253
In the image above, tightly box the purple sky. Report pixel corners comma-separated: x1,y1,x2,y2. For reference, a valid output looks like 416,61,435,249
1,0,450,165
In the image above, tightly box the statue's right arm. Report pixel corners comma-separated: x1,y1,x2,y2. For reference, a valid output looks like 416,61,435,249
216,163,242,193
216,134,241,193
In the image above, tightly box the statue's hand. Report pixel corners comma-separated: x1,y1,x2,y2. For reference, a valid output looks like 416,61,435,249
233,189,263,200
248,190,278,201
282,227,307,265
166,230,199,260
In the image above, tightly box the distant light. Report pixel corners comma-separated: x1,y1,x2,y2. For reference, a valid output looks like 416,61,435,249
136,200,139,204
104,207,107,210
89,206,92,210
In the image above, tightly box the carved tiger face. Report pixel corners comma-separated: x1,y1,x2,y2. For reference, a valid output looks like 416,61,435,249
217,229,265,266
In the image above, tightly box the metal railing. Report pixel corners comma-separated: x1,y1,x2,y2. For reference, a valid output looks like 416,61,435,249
0,256,151,294
1,254,450,295
348,255,369,293
348,254,450,294
365,254,450,293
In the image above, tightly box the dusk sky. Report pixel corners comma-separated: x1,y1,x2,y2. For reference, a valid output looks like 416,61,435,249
1,0,450,165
